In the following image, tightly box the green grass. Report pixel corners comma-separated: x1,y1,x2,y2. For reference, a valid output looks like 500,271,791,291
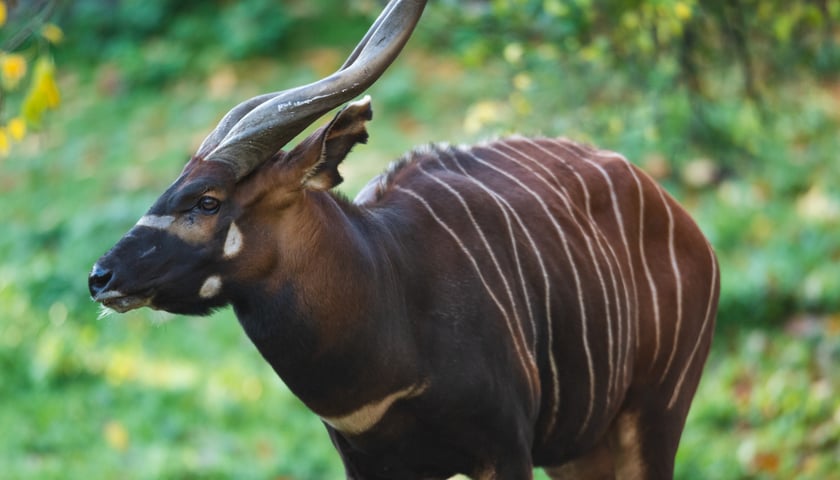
2,39,839,479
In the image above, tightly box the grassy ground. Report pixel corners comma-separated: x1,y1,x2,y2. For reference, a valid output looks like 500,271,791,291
1,44,839,478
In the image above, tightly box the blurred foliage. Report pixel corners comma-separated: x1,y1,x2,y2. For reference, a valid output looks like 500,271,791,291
53,0,377,88
426,0,840,163
0,0,62,156
1,0,839,478
678,316,840,478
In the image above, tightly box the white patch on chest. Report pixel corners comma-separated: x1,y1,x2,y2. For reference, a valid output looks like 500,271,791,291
199,275,222,299
223,222,243,258
321,381,429,435
135,215,175,230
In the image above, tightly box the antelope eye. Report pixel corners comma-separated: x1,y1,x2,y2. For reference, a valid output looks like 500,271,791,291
196,196,221,214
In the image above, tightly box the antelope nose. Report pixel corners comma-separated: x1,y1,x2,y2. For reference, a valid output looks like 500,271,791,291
88,264,113,298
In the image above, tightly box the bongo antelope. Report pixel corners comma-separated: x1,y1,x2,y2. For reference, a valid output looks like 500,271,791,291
89,0,719,478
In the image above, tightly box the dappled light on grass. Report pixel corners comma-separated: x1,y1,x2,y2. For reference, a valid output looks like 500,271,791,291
464,100,509,135
679,316,840,479
103,349,199,390
797,186,840,223
103,420,129,452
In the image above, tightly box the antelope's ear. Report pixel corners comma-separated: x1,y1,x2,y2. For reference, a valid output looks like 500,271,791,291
301,96,373,191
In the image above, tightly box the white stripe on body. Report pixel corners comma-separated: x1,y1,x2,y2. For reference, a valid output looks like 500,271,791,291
625,164,663,370
393,185,538,398
489,142,628,429
457,147,598,437
658,187,684,384
425,152,538,348
414,161,540,399
573,147,637,389
524,139,638,394
667,246,717,409
500,140,632,413
434,148,561,437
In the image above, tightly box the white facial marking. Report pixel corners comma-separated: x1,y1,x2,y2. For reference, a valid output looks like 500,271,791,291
199,275,222,299
135,215,175,230
321,381,428,435
223,222,243,258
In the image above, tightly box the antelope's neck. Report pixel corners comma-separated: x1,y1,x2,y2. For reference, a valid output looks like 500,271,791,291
230,192,418,417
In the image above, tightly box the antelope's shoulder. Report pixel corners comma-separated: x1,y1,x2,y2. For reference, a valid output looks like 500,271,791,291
353,143,453,205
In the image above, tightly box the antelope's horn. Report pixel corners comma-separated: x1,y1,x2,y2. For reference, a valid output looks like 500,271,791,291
196,0,427,180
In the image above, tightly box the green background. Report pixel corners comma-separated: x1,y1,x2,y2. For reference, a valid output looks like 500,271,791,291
1,0,839,478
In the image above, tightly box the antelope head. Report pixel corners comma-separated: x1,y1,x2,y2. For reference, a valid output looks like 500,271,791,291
88,0,426,315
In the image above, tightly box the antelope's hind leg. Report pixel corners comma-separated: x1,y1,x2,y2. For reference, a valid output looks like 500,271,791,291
542,406,685,480
542,436,616,480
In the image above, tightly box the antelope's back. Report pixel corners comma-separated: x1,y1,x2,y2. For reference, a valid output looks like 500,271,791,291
356,136,719,443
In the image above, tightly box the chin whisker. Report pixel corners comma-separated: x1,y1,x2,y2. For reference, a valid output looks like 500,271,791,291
149,310,175,326
97,304,117,320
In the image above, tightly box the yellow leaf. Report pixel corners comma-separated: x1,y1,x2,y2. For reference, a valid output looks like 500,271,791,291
22,57,60,127
753,451,781,474
0,128,9,157
41,23,64,44
36,58,61,108
464,100,507,134
513,72,532,91
674,2,692,21
22,82,47,126
8,117,25,141
0,1,6,28
103,420,130,452
1,53,27,90
41,75,61,108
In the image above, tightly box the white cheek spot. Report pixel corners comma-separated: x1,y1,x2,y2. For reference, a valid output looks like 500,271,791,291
135,215,175,230
224,222,243,258
199,275,222,299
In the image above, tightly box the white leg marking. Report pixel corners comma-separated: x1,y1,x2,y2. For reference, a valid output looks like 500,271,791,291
460,148,598,436
322,381,428,435
136,215,175,229
223,222,243,258
659,188,684,384
667,247,717,409
199,275,222,299
394,185,538,392
614,411,648,479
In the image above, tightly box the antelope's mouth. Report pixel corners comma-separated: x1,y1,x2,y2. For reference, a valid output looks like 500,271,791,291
94,290,153,313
